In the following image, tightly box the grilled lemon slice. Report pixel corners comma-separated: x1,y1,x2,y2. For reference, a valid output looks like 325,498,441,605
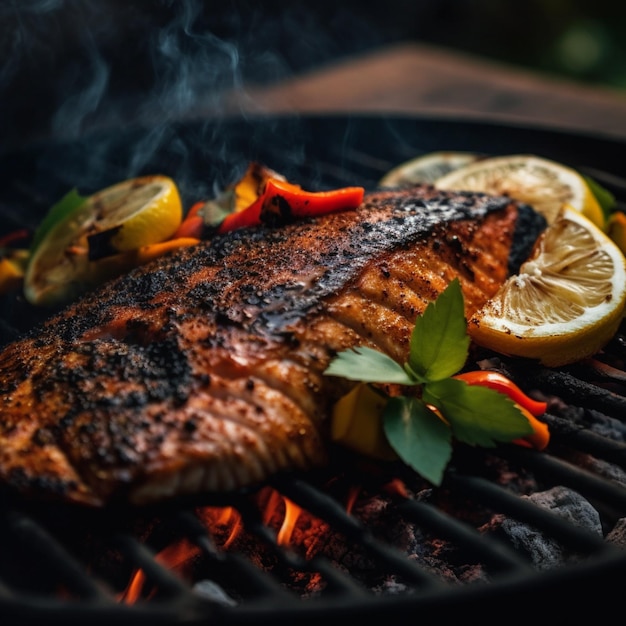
380,151,481,187
24,175,182,306
469,205,626,366
83,175,182,257
435,154,605,228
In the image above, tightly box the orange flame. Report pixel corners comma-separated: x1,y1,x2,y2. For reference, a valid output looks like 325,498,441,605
120,538,200,604
383,477,409,499
277,497,302,545
345,485,361,514
259,487,303,545
197,506,243,549
119,483,357,604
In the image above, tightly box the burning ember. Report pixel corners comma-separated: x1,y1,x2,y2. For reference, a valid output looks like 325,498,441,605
119,483,361,604
115,401,626,608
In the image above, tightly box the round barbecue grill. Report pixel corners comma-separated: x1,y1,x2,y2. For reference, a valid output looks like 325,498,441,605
1,115,626,625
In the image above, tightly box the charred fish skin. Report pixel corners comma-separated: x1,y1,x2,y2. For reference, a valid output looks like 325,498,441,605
0,185,545,506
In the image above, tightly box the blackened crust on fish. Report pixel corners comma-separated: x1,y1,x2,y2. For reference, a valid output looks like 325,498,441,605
506,200,547,274
0,185,545,506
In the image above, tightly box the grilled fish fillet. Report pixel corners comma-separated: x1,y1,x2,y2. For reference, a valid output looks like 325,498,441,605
0,185,545,506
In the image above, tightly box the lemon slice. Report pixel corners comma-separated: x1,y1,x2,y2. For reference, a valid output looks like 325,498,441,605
469,205,626,367
24,175,182,306
380,151,481,187
435,154,605,228
84,175,182,255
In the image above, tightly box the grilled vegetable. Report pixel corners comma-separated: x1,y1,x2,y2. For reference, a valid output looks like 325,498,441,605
217,178,364,233
454,371,550,450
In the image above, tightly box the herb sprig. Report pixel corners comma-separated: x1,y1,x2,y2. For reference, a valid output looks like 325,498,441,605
324,278,533,485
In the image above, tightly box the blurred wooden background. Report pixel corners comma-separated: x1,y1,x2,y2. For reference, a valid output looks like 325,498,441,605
225,42,626,141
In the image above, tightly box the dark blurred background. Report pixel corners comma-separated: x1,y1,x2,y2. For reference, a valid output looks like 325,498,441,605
1,0,625,153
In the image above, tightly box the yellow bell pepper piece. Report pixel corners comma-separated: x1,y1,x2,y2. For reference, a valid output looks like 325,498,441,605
331,383,398,461
608,211,626,257
0,249,29,295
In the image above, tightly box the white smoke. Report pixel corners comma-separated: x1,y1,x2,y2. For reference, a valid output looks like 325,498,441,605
1,1,390,148
0,0,393,209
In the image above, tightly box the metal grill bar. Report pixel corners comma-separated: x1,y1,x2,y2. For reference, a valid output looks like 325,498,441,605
304,556,371,596
2,510,109,601
238,513,373,597
396,497,534,574
522,369,626,415
272,476,444,589
114,535,192,600
172,510,294,600
542,412,626,465
448,470,616,554
501,445,626,513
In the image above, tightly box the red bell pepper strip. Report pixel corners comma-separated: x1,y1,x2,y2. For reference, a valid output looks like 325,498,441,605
510,405,550,450
262,178,365,218
217,178,365,234
454,370,550,450
172,201,206,240
217,194,264,234
454,370,547,416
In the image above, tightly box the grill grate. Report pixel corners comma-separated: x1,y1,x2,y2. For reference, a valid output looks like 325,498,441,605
2,324,626,625
1,115,626,624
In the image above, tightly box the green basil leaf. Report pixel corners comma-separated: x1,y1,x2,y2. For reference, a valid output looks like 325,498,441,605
383,396,452,486
325,346,415,384
423,378,533,447
584,175,616,222
407,278,469,381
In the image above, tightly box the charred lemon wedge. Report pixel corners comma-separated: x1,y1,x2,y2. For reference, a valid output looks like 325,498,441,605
24,176,183,306
82,175,182,257
379,151,481,187
435,154,605,229
469,205,626,366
